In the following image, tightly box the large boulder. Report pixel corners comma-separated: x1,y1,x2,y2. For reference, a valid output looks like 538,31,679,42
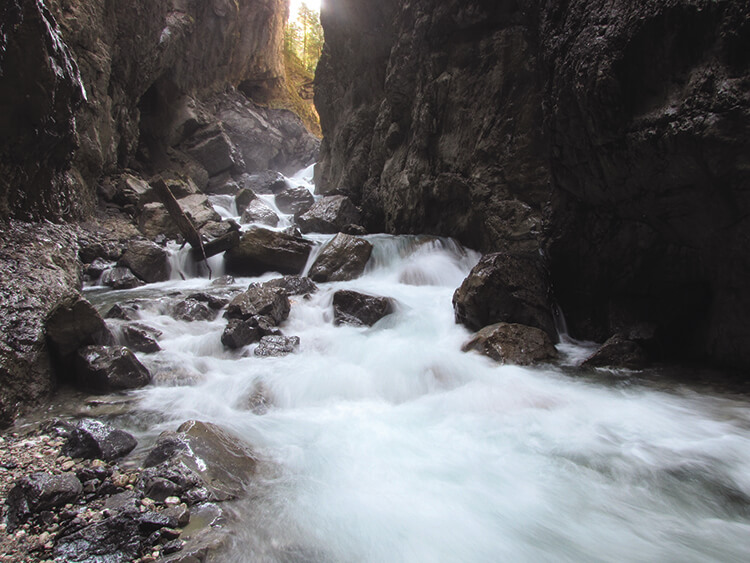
308,233,373,282
121,323,162,353
235,188,258,215
74,346,152,393
62,418,138,461
142,420,257,502
238,170,287,195
138,203,180,239
221,319,260,349
296,195,361,234
5,473,83,531
582,334,649,370
224,286,290,325
275,186,314,215
46,296,114,379
332,290,394,327
171,299,216,322
453,252,556,339
462,323,558,366
240,198,280,227
118,240,171,283
224,227,313,276
185,126,245,177
178,194,222,229
261,275,318,296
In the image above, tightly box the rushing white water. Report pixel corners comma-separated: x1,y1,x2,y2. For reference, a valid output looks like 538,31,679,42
83,178,750,563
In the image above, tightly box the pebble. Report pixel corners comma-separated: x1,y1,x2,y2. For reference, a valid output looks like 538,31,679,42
61,460,75,471
164,496,181,506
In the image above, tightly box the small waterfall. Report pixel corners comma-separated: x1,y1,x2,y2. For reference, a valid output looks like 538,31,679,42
167,242,225,280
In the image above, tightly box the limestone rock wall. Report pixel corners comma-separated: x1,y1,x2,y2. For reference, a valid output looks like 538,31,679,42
315,0,750,369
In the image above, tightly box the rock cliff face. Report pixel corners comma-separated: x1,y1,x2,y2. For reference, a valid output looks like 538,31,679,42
0,0,294,221
316,0,750,369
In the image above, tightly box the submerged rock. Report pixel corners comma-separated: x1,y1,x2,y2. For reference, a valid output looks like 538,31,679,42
582,334,649,370
332,290,394,327
296,195,361,234
453,252,556,339
309,233,373,282
254,335,300,357
224,227,313,276
62,418,138,461
75,346,152,393
5,472,83,531
462,323,558,366
118,240,171,284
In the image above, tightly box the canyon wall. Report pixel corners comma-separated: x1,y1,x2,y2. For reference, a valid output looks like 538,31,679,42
316,0,750,369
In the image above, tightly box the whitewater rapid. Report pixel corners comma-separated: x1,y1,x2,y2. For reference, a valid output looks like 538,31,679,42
85,166,750,562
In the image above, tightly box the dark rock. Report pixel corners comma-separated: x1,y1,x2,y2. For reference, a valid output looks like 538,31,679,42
5,472,82,531
275,186,315,215
118,240,171,283
171,299,216,322
53,502,142,563
163,539,186,555
250,315,284,337
163,176,201,199
254,336,300,357
453,253,556,339
196,230,241,259
63,418,137,461
238,171,287,195
224,286,290,325
342,224,368,236
177,194,223,229
224,227,313,276
121,323,162,353
201,219,240,240
186,127,245,177
261,276,318,296
111,174,158,209
221,319,261,349
84,258,111,280
235,188,258,215
309,233,373,282
296,195,361,234
138,511,179,533
162,504,191,528
138,203,181,240
205,173,240,195
142,421,257,502
582,334,650,370
139,463,201,503
462,323,558,366
333,290,394,327
101,267,144,290
47,296,115,378
240,198,280,227
75,346,152,393
105,303,141,321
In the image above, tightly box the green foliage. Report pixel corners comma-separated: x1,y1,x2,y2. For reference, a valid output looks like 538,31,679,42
285,3,324,74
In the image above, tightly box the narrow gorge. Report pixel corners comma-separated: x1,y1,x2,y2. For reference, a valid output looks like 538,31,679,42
0,0,749,562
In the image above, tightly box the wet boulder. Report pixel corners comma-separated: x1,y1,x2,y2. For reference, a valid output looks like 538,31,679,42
121,323,162,353
333,290,394,327
101,267,144,290
234,188,257,215
205,172,241,195
200,219,240,241
275,186,314,215
187,292,232,310
105,303,141,321
462,323,558,366
75,346,152,393
238,170,287,194
142,421,257,502
296,195,361,234
254,335,300,357
221,319,260,349
118,240,171,284
261,275,318,296
224,227,313,276
185,126,245,177
5,472,82,531
46,296,115,374
582,334,649,370
453,252,556,339
240,198,279,227
84,258,111,281
62,418,138,461
171,299,216,322
224,286,290,325
309,233,373,282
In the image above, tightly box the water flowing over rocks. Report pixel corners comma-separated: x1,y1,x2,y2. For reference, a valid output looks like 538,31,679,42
254,335,301,357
